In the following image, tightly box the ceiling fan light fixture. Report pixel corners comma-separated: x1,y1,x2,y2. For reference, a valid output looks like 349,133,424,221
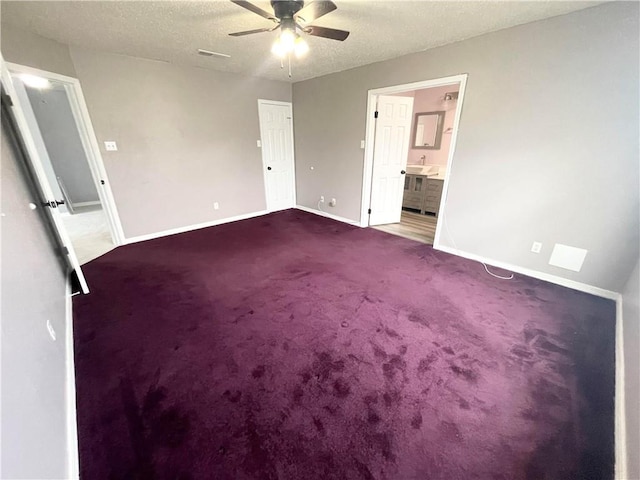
279,28,296,52
271,38,286,58
294,36,309,58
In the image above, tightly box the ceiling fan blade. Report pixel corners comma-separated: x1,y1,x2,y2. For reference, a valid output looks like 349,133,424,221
229,26,276,37
230,1,277,21
294,1,337,24
304,25,350,41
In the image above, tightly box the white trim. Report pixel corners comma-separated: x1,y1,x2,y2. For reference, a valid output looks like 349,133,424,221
72,200,101,208
65,279,80,480
295,205,361,227
615,295,627,480
257,99,297,212
1,56,90,294
435,244,620,300
124,210,269,245
7,62,126,246
360,74,469,228
433,77,468,246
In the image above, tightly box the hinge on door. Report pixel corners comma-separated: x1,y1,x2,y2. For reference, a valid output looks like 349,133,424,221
42,200,65,208
368,208,372,214
374,111,378,119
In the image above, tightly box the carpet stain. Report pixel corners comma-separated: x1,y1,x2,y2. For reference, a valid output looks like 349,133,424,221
333,378,351,398
382,355,406,381
411,412,423,429
450,364,479,382
73,210,616,479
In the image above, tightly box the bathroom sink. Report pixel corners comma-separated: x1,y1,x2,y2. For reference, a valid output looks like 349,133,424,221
406,165,439,176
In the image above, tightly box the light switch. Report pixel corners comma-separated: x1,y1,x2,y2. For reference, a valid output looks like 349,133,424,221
257,140,262,148
360,140,365,149
104,141,118,151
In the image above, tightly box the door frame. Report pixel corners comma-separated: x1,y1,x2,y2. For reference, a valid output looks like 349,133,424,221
257,99,297,212
7,62,125,246
1,55,88,292
360,74,468,246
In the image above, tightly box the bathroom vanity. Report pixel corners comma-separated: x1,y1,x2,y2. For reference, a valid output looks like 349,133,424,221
402,174,444,216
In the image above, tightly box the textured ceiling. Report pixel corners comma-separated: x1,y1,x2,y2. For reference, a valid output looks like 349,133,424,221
1,1,603,82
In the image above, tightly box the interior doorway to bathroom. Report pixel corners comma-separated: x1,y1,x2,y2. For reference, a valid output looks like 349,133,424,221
361,75,467,245
9,63,124,264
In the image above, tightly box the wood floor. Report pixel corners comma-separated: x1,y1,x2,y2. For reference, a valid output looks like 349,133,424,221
371,210,438,244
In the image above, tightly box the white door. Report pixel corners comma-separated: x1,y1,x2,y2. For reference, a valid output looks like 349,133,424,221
369,95,414,226
1,57,89,293
258,100,296,212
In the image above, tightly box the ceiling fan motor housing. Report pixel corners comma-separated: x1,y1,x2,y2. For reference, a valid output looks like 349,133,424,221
271,0,304,20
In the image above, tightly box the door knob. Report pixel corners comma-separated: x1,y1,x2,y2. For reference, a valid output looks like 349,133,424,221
400,170,406,174
267,166,272,170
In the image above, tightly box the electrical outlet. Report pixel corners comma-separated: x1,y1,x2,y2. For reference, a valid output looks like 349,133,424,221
256,140,262,148
360,140,365,149
104,141,118,151
531,241,542,254
213,202,219,210
329,198,337,207
320,196,325,203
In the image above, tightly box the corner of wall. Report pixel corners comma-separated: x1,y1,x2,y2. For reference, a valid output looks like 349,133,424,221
65,279,80,479
615,294,627,480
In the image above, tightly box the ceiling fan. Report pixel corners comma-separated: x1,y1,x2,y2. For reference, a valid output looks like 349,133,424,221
229,0,350,59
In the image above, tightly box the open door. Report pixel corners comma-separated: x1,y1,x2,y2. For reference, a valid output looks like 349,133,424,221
1,56,89,293
369,95,414,226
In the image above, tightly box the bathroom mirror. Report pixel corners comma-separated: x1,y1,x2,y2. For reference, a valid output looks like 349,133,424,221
412,111,445,150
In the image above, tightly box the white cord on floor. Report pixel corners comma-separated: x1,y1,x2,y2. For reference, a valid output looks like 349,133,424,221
442,210,514,281
482,263,514,280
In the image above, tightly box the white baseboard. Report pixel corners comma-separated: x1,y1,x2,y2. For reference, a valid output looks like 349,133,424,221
615,296,627,480
123,210,269,245
295,205,361,227
434,244,620,300
65,279,80,480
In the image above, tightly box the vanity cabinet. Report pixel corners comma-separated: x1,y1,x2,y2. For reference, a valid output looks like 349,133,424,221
402,174,443,216
402,174,424,210
423,178,443,215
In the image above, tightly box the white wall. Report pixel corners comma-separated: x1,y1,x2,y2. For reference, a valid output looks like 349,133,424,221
68,47,292,239
622,259,640,479
25,85,99,205
0,23,76,78
406,85,458,167
1,111,71,479
292,2,639,293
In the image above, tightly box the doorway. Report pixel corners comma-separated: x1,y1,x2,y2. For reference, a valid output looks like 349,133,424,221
361,75,467,245
258,100,296,212
8,63,124,265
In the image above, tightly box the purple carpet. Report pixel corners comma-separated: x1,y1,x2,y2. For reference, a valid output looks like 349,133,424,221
73,209,615,479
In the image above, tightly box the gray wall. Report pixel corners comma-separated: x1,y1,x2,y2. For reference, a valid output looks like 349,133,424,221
1,114,69,478
26,85,99,205
0,22,76,77
69,48,292,238
622,259,639,479
293,2,639,293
